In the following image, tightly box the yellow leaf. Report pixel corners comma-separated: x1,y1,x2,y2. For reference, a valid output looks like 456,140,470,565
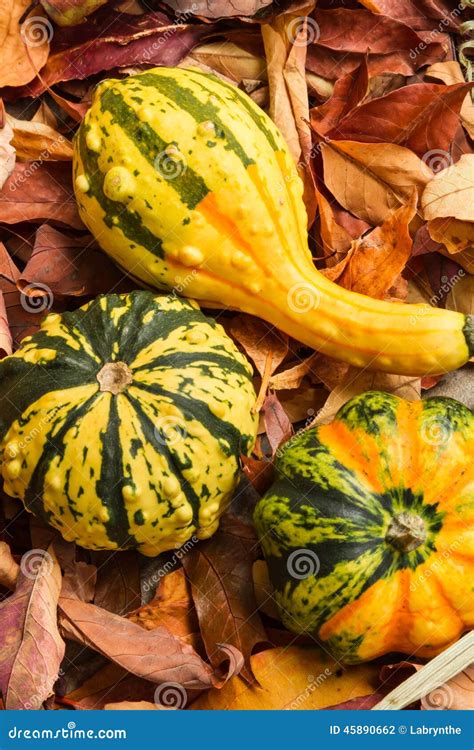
7,115,73,162
190,646,379,709
427,216,474,254
422,154,474,222
0,1,50,88
321,140,431,225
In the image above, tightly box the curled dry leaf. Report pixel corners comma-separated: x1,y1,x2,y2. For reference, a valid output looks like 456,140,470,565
357,0,464,33
0,162,83,228
59,594,241,689
320,139,432,225
7,115,74,161
0,541,19,590
18,11,212,97
422,154,474,222
182,512,268,684
0,545,65,709
190,646,380,709
262,6,316,221
323,195,417,300
0,1,50,88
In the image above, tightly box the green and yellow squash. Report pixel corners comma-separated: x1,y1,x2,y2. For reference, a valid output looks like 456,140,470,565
73,67,473,377
254,391,474,663
0,292,258,556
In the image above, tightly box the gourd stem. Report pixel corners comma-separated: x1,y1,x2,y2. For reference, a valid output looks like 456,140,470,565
385,512,426,553
96,362,133,394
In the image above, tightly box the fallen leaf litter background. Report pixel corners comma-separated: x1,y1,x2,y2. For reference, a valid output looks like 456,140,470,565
0,0,473,711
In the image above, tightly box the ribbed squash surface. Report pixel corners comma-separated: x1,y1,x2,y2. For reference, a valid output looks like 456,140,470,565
0,292,258,556
254,392,474,663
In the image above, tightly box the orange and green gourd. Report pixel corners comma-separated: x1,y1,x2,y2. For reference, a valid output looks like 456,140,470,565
0,292,258,556
73,67,474,377
254,391,474,663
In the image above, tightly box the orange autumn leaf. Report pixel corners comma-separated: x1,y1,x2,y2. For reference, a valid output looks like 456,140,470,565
190,646,380,709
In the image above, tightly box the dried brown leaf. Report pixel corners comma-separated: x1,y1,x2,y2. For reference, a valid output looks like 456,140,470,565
0,546,65,709
262,391,293,454
7,115,74,161
59,595,239,689
0,162,83,228
422,155,474,222
320,139,432,224
0,541,19,590
0,2,50,88
182,512,268,684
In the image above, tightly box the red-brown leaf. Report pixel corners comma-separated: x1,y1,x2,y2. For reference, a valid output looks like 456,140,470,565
59,595,241,689
327,82,473,158
182,512,268,684
15,11,212,97
0,162,83,228
18,225,130,298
